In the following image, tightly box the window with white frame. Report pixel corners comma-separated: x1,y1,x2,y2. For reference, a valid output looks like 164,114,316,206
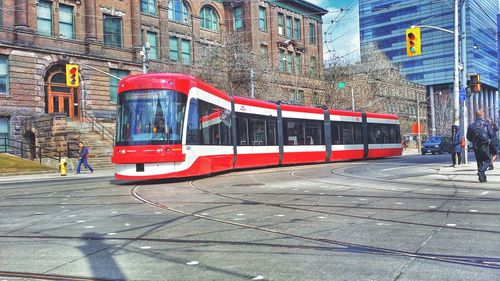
59,4,74,39
141,0,157,16
278,13,284,35
168,0,190,24
200,6,218,31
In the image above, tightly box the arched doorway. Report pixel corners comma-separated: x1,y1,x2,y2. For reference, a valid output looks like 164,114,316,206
45,65,80,120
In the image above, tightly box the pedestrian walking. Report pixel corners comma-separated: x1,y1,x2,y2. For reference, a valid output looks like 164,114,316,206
450,125,463,167
466,110,494,182
486,119,498,170
76,141,94,174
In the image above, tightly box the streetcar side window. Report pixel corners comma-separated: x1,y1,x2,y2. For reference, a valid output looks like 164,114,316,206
236,112,277,146
368,123,389,144
187,98,231,145
388,124,401,143
284,119,323,145
331,121,341,144
332,122,362,145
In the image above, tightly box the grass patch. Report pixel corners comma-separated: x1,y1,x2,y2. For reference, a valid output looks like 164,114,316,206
0,153,55,173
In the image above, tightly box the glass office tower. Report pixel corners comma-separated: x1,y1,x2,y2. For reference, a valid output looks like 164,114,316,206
359,0,499,126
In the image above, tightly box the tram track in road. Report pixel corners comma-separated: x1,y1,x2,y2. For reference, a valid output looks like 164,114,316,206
0,270,120,281
130,185,500,270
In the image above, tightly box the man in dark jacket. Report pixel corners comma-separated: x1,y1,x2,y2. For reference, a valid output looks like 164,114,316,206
450,125,463,167
466,110,494,182
76,141,94,174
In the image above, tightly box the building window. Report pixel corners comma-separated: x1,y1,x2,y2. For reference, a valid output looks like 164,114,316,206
109,69,129,103
0,55,8,95
286,52,293,74
293,18,300,40
103,14,122,47
0,117,9,150
181,39,191,65
200,6,218,31
169,37,179,62
278,13,284,35
260,45,268,62
141,0,157,15
259,7,266,31
37,1,52,36
294,53,302,75
279,50,286,72
147,32,158,60
169,37,191,65
59,4,74,39
233,6,243,31
309,23,316,44
310,56,317,78
285,16,292,39
168,0,190,23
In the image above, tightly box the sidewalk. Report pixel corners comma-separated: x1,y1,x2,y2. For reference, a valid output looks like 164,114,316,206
0,168,115,183
439,161,500,183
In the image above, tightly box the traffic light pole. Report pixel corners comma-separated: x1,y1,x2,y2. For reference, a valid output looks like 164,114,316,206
460,0,468,164
410,0,465,163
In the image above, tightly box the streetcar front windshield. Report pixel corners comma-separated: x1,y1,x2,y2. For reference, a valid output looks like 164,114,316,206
116,89,187,146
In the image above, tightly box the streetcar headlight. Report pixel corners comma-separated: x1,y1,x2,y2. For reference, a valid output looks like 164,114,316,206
118,149,127,154
434,145,439,148
156,148,163,153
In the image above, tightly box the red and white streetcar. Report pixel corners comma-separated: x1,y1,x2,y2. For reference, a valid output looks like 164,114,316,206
112,73,402,180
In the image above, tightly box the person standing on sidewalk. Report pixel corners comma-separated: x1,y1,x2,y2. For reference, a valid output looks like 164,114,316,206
450,125,463,167
466,110,494,182
76,141,94,174
486,119,498,170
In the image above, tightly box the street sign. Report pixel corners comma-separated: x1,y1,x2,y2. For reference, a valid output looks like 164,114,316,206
459,89,466,102
337,82,346,89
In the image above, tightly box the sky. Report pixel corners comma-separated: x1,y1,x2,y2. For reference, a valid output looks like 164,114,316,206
307,0,360,64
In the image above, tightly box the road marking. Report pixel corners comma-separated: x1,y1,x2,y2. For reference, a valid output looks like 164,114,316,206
84,226,94,229
236,213,245,216
317,216,326,219
428,206,437,209
469,210,478,212
107,233,117,235
446,224,457,227
140,246,151,249
186,261,199,265
480,191,489,195
252,276,264,280
155,212,162,214
276,214,285,217
201,213,209,215
76,220,85,223
396,202,404,205
233,218,245,221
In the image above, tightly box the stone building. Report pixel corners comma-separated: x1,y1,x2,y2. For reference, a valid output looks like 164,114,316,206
0,0,328,164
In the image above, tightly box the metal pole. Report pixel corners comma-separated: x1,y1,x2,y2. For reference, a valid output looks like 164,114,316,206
429,85,436,135
351,87,355,111
141,45,149,74
453,0,460,126
249,68,255,98
417,93,421,152
460,0,468,164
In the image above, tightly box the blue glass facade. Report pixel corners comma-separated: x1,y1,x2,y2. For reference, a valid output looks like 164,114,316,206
359,0,498,90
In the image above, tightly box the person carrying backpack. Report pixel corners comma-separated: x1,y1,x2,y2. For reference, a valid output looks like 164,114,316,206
76,141,94,174
466,110,494,182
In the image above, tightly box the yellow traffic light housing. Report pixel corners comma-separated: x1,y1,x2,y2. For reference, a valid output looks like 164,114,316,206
469,73,481,92
66,64,79,87
406,27,421,56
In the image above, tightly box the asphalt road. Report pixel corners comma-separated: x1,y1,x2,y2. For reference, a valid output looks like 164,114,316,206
0,153,499,281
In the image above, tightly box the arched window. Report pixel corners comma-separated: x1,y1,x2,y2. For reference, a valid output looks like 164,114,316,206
168,0,190,24
200,6,218,31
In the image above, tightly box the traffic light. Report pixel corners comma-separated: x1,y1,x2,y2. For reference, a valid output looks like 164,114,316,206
66,64,79,87
469,73,481,92
406,27,421,56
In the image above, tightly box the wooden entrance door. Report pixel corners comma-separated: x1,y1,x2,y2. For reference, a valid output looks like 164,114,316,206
46,72,80,120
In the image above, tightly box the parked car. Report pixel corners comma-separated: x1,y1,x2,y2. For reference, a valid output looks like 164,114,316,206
421,136,452,155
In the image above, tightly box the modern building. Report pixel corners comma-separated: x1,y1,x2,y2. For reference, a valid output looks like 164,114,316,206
359,0,499,135
0,0,327,163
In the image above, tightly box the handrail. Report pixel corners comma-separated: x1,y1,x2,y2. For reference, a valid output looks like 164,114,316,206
0,137,61,163
81,111,115,141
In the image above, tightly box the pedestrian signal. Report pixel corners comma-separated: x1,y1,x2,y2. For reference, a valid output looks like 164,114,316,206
406,27,421,56
66,64,79,87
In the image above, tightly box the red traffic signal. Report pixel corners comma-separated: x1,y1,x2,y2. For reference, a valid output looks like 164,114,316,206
66,64,79,87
